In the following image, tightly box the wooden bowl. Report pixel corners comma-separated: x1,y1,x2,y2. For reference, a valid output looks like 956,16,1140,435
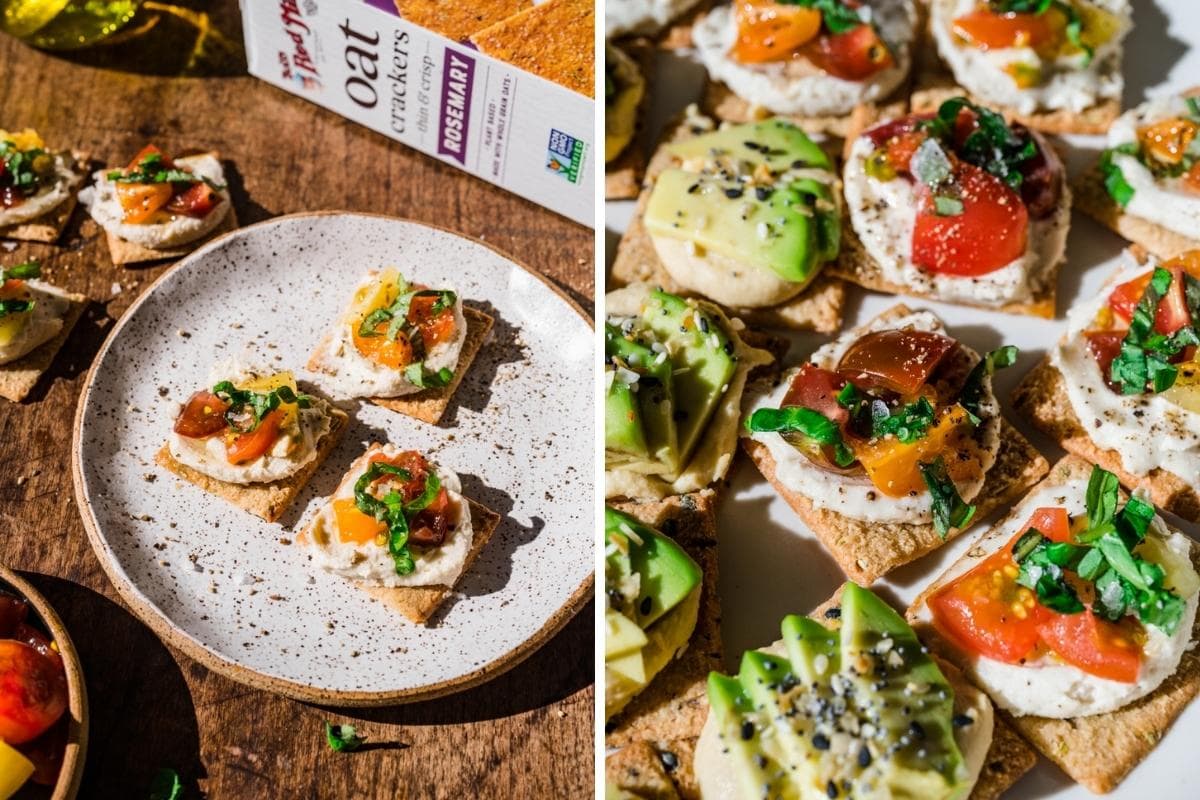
0,566,88,800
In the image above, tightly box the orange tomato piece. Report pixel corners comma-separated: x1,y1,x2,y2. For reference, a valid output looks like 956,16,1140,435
853,405,972,498
0,279,25,299
407,294,457,349
804,23,894,82
352,317,415,369
333,497,385,545
115,182,172,223
1184,162,1200,194
224,408,285,464
1137,117,1197,166
125,143,171,171
951,4,1067,57
885,130,927,172
1037,611,1142,683
0,639,68,745
731,0,821,63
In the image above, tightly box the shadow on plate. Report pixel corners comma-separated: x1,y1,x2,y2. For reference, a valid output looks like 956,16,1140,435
438,301,527,426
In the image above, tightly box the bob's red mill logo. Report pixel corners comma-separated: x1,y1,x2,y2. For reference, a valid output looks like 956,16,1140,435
277,0,322,90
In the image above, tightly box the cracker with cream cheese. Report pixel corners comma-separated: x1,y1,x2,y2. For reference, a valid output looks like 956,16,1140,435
0,151,88,244
909,455,1200,793
306,305,493,426
701,78,911,139
0,291,87,402
611,112,846,334
1074,160,1200,261
104,202,238,266
155,406,348,523
742,304,1049,583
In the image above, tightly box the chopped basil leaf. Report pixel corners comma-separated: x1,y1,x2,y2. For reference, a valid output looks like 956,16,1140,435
1085,463,1120,528
357,307,393,337
746,406,856,467
211,380,312,433
1012,530,1086,614
404,363,455,389
1099,145,1137,207
871,396,937,444
776,0,865,35
0,140,54,198
1109,268,1197,394
0,298,34,318
0,260,40,282
918,456,975,538
959,345,1018,425
325,722,366,752
148,767,183,800
923,98,1039,189
352,458,443,576
987,0,1090,62
933,196,964,216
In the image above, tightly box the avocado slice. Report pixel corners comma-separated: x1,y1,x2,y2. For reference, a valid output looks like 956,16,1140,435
638,290,736,471
666,118,833,174
605,607,649,660
605,372,648,458
705,584,970,799
604,507,702,628
605,322,678,470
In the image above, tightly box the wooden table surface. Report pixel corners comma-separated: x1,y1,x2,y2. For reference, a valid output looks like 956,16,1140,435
0,3,594,797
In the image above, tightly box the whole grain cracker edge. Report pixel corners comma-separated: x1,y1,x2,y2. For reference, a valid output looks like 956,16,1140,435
0,293,87,402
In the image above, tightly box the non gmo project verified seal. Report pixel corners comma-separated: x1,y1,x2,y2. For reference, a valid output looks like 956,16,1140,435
546,129,585,184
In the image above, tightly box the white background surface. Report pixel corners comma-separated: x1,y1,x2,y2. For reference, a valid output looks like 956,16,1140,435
606,3,1200,795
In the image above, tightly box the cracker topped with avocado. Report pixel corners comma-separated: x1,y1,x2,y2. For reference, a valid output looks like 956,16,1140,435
605,284,773,500
612,107,846,333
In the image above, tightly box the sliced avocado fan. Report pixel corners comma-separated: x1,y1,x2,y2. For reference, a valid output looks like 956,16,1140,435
644,118,840,286
707,583,968,799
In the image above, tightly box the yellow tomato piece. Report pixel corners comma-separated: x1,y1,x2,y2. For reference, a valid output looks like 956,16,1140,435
348,267,404,319
1163,362,1200,414
854,405,973,498
0,739,35,800
240,370,299,431
0,128,45,151
1075,2,1123,51
333,497,385,545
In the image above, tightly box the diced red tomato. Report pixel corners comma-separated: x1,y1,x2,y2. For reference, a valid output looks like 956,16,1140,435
1108,265,1196,335
410,488,452,546
731,0,822,63
224,408,284,464
368,450,433,504
1037,612,1142,683
115,182,172,224
836,328,958,395
173,391,230,438
912,162,1029,276
0,279,26,301
407,294,457,349
951,6,1067,57
780,363,849,426
1025,506,1071,543
884,130,928,173
1085,331,1125,392
804,23,895,81
166,181,219,218
0,639,68,745
863,114,930,149
929,541,1047,664
125,144,172,171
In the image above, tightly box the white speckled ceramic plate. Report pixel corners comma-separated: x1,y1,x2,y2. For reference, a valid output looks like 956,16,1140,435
71,212,594,705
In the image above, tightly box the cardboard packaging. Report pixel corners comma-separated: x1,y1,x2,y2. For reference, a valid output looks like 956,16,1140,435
241,0,595,227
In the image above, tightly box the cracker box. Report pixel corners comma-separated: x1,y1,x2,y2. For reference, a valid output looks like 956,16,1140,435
240,0,595,227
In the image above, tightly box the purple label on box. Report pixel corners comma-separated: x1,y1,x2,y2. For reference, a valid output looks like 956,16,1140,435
362,0,398,15
438,47,475,165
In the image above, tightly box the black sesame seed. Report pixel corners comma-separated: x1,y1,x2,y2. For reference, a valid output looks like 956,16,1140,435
824,607,841,620
952,713,973,728
812,733,831,750
659,750,679,772
755,186,774,202
858,746,872,768
687,182,700,194
826,779,839,798
740,721,755,741
724,187,744,199
909,721,925,740
639,596,652,616
699,317,710,333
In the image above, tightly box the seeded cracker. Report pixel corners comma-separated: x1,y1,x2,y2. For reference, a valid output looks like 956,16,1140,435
1074,159,1200,260
910,456,1200,793
306,306,493,426
611,111,846,334
0,291,87,402
155,406,348,523
470,0,594,98
394,0,530,42
742,304,1049,584
812,587,1038,800
0,151,88,244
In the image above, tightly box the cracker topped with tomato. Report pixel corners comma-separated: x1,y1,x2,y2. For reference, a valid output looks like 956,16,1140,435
929,0,1129,124
157,363,347,522
741,304,1047,582
910,456,1200,792
1083,91,1200,255
301,443,502,625
693,0,918,119
1015,248,1200,522
0,127,84,243
0,259,87,403
307,268,493,425
79,144,233,264
839,97,1068,316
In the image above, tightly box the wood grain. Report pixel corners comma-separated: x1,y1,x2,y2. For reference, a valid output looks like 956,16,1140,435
0,3,594,797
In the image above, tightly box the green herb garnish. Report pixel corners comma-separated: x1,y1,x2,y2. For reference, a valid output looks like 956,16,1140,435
776,0,865,34
1099,143,1138,207
211,381,312,433
923,97,1039,190
1012,465,1188,635
0,140,54,198
746,406,856,467
836,383,938,444
325,722,366,752
403,363,455,389
919,456,976,538
1108,268,1200,394
959,345,1018,425
0,260,40,320
148,767,183,800
352,458,442,576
